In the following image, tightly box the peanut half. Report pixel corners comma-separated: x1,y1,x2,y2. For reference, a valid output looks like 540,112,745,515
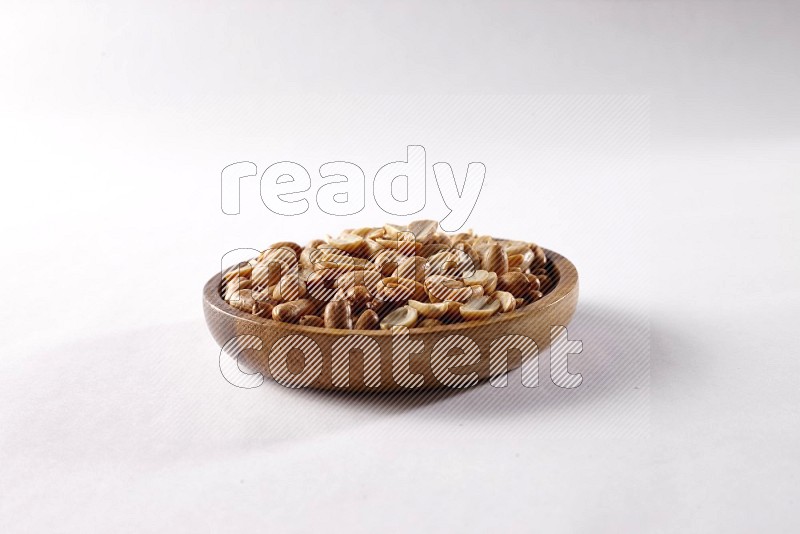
380,305,419,330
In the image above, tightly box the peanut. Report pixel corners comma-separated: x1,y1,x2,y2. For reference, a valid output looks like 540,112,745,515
380,305,418,330
496,271,533,299
324,300,353,330
482,244,508,276
459,295,501,321
220,220,555,329
354,309,380,330
407,300,462,320
272,299,315,323
494,291,517,313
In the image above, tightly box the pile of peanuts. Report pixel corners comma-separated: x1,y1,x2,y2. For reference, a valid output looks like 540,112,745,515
221,220,554,330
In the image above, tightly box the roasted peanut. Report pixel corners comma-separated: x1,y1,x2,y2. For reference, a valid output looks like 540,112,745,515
380,305,418,329
502,241,530,256
313,252,374,271
454,242,482,271
374,231,420,255
494,291,517,313
343,284,372,313
220,220,554,329
450,231,474,245
482,243,508,275
407,219,438,243
530,244,547,270
371,249,408,277
462,269,498,294
428,249,473,278
305,269,342,302
518,249,535,271
524,273,542,292
272,299,316,323
253,301,275,318
459,295,501,321
407,300,462,320
382,223,407,239
364,238,384,257
223,277,252,299
228,289,256,313
252,247,297,287
324,300,353,329
376,277,426,303
426,232,452,247
373,240,419,256
367,228,385,240
395,255,428,282
335,270,382,294
325,233,367,257
354,309,380,330
424,275,479,304
222,262,253,282
251,287,276,303
269,241,303,257
418,243,451,258
272,273,307,302
496,271,533,299
508,254,524,270
299,247,316,270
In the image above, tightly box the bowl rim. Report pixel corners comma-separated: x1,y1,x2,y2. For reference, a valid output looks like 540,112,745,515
203,247,578,337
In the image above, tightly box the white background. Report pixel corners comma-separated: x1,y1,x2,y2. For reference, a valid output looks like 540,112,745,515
1,1,799,532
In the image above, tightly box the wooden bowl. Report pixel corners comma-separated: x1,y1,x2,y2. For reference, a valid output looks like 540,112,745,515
203,249,579,392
